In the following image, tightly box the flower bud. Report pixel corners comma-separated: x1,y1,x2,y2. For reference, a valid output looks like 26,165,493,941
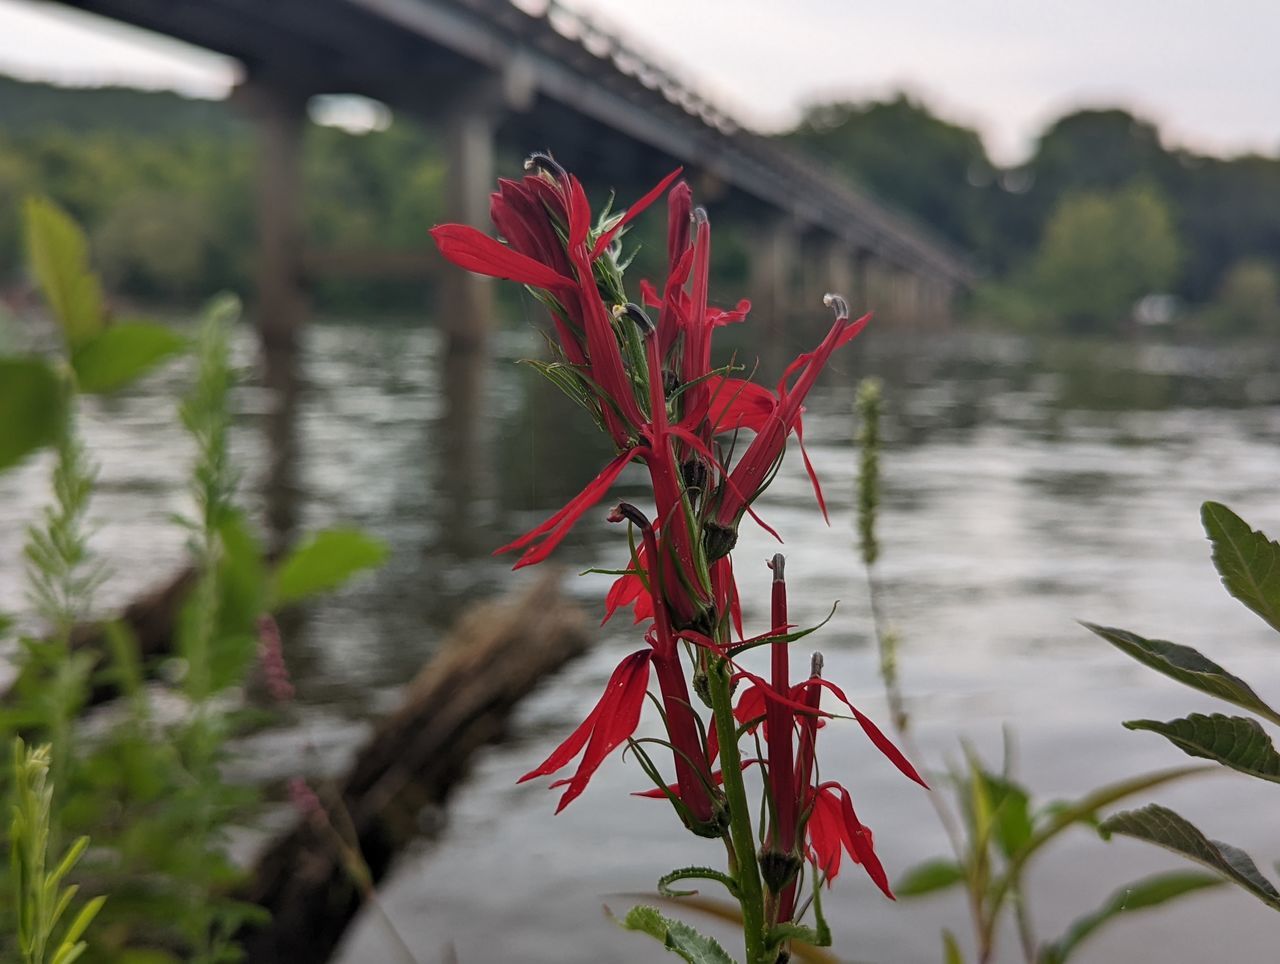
702,521,737,561
758,848,802,895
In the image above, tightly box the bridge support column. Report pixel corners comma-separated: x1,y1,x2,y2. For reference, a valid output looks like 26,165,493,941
748,217,797,370
861,257,893,325
897,271,922,329
436,100,499,552
241,80,308,391
238,79,309,553
850,249,872,316
821,240,857,308
440,107,496,358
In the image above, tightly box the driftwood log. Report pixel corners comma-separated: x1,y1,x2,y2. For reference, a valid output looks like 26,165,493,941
237,570,592,963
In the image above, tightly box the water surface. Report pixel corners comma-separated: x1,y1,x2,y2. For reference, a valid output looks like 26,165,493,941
4,320,1280,963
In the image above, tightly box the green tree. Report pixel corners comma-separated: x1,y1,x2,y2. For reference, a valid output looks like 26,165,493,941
1031,183,1181,330
783,93,995,254
1205,258,1280,333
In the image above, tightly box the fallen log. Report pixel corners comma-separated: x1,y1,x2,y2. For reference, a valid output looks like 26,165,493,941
237,570,592,963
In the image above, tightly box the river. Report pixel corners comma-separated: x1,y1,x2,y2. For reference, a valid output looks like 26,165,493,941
3,318,1280,963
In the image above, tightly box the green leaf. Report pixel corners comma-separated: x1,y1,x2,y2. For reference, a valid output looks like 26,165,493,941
1085,623,1280,724
71,323,185,394
271,528,388,607
619,905,736,964
943,930,966,964
895,859,966,897
0,357,65,471
1125,713,1280,783
1038,871,1221,963
1023,766,1207,859
983,765,1209,920
58,893,106,949
983,771,1033,858
217,509,266,637
1101,804,1280,910
657,866,740,899
1202,501,1280,635
24,196,103,348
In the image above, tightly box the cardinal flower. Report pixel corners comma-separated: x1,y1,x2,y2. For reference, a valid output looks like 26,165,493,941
710,294,870,543
433,154,919,964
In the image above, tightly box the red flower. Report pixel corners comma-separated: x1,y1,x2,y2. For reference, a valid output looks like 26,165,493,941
806,782,890,898
495,447,645,569
713,296,870,531
518,648,653,813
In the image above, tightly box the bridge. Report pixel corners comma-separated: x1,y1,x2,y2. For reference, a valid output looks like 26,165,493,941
55,0,972,375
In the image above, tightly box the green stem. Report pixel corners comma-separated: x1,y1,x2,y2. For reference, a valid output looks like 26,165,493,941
708,656,768,964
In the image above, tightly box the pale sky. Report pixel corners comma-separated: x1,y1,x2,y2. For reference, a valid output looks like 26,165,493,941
1,0,1278,163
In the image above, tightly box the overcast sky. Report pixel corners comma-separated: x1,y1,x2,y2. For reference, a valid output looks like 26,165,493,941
1,0,1277,163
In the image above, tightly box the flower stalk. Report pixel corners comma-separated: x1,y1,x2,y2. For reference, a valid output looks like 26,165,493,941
431,153,925,962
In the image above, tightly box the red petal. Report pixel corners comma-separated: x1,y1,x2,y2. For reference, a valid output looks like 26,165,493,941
639,278,664,309
496,448,644,567
590,167,683,260
565,175,594,250
554,649,653,812
603,569,646,625
834,784,892,899
795,419,829,524
803,678,928,789
807,787,845,881
430,224,574,290
708,298,751,327
732,669,832,719
733,683,768,735
706,377,777,436
518,699,604,784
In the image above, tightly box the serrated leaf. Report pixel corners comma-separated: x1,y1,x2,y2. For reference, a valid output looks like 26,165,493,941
271,528,388,606
1038,871,1220,963
24,196,103,347
71,322,185,394
1101,804,1280,910
619,905,736,964
1085,623,1280,724
1126,713,1280,783
0,357,65,471
895,859,965,897
1202,502,1280,635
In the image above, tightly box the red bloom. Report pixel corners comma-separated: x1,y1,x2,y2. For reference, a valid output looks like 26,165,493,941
714,297,870,530
519,648,653,812
496,447,645,569
429,223,574,292
806,782,891,898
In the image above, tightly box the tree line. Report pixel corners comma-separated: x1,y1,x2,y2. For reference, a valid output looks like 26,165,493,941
785,95,1280,332
2,76,1278,332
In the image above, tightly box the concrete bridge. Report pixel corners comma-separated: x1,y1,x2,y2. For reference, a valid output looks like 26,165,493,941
57,0,972,371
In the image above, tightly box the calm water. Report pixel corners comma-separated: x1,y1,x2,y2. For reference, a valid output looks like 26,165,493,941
4,319,1280,963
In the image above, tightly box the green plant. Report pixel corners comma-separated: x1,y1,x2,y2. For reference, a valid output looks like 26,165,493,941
9,739,104,964
854,379,1218,964
2,197,386,960
1091,501,1280,909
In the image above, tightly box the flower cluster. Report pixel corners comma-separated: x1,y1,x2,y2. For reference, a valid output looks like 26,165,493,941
431,153,924,961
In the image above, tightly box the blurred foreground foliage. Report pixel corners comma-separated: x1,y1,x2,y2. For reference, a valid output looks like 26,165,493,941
854,380,1220,964
1090,501,1280,915
0,197,386,959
